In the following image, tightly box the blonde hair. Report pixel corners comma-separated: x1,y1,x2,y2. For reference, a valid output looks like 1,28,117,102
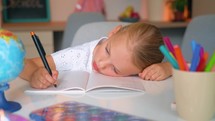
118,22,164,70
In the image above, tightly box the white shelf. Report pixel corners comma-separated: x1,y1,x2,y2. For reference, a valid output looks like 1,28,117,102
2,21,189,31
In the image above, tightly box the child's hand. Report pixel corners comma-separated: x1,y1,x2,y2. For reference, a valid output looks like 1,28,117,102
30,67,58,89
138,62,172,81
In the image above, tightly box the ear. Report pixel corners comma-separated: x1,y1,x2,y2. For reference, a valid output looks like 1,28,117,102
107,25,122,38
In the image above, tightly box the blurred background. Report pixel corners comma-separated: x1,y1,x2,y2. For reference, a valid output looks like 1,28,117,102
0,0,210,22
0,0,214,58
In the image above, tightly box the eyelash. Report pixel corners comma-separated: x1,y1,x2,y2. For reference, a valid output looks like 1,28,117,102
105,46,110,55
112,66,118,74
105,44,118,74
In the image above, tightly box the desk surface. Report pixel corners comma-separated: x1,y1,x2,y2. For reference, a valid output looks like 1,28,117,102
6,77,215,121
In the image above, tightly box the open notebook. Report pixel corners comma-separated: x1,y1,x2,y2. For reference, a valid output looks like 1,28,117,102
25,71,145,94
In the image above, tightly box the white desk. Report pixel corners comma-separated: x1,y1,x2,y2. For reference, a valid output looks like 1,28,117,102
6,77,215,121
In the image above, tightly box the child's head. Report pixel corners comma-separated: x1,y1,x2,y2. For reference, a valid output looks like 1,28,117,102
121,22,164,70
92,22,164,77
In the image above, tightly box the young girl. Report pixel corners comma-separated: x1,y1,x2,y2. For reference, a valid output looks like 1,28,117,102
19,22,172,89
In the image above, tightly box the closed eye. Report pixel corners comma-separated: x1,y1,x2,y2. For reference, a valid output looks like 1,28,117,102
112,66,121,75
105,44,110,55
105,42,120,74
112,67,118,74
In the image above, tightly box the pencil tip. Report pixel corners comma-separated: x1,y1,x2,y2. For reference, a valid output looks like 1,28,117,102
30,32,35,35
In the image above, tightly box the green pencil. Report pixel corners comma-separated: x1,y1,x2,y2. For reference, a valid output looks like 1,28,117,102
205,51,215,72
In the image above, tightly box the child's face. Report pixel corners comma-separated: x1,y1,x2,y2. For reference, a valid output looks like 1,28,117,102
92,32,141,77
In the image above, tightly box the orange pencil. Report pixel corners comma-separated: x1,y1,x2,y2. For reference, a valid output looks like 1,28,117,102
174,45,187,71
196,52,209,71
182,56,189,70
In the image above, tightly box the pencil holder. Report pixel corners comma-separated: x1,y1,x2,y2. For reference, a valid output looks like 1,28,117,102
172,68,215,121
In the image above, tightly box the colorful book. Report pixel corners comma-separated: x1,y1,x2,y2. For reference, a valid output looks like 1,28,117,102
25,71,145,94
29,101,151,121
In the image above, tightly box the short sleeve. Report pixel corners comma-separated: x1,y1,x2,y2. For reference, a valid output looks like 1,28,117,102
51,47,90,71
51,37,106,72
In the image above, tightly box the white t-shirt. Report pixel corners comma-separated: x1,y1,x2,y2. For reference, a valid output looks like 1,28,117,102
51,37,107,72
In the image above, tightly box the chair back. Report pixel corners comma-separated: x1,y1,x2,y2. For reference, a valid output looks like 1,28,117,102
72,21,130,47
181,15,215,61
61,12,105,49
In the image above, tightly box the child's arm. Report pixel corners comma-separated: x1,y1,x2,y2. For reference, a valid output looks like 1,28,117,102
19,55,58,89
138,62,172,81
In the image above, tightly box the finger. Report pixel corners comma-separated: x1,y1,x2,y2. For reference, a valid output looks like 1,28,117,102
140,65,154,76
156,74,168,81
52,71,59,85
37,72,52,87
31,83,39,89
145,65,156,78
31,81,48,89
41,78,52,87
30,68,51,89
52,70,59,80
45,74,56,84
150,73,161,81
139,68,151,79
139,68,146,77
45,74,58,88
31,76,47,88
145,70,157,80
153,75,163,81
35,68,52,86
39,83,49,89
138,72,146,79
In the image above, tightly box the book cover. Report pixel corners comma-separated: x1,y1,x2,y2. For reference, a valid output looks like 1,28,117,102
29,101,151,121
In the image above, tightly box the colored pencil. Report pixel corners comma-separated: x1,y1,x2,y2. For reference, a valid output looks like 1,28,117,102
190,43,201,71
196,52,208,71
191,40,197,53
159,45,179,69
163,37,175,57
205,51,215,72
174,45,187,71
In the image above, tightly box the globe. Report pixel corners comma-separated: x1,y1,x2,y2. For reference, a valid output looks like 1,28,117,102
0,29,25,83
0,29,25,112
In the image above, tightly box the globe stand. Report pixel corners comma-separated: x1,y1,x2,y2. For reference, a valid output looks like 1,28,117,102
0,83,21,113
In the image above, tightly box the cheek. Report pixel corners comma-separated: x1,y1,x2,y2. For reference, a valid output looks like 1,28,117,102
94,48,106,61
100,69,121,77
101,71,117,77
93,51,101,62
93,48,101,60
